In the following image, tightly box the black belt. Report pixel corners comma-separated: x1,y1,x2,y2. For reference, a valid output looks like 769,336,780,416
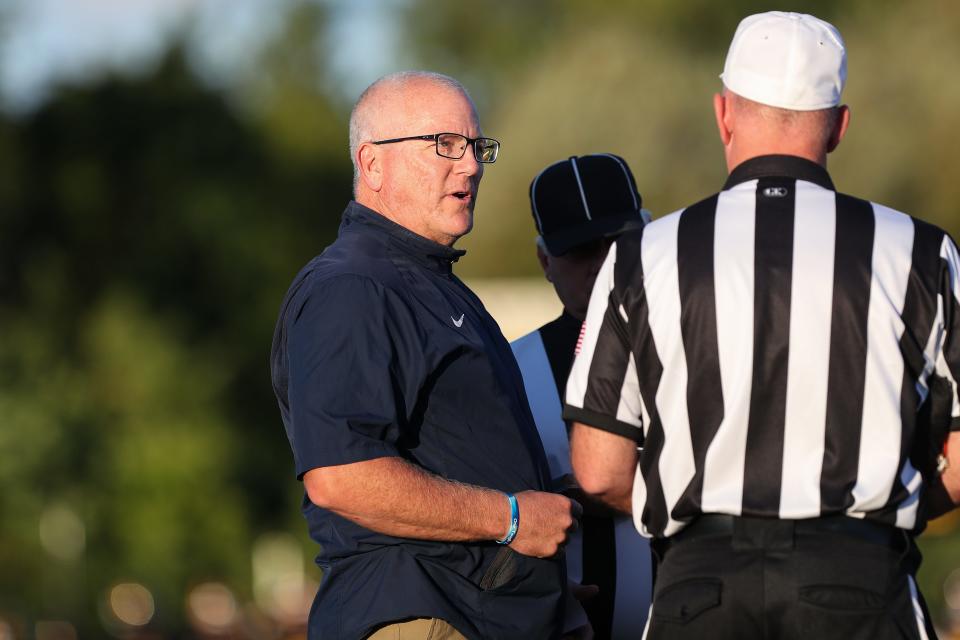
664,514,906,551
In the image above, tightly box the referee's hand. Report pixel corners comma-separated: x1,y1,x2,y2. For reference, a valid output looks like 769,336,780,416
508,491,582,558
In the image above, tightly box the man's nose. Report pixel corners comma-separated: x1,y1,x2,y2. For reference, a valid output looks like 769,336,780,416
455,147,482,176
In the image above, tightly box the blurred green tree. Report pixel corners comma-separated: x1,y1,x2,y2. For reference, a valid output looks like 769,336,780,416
0,35,352,634
400,0,858,115
396,1,960,282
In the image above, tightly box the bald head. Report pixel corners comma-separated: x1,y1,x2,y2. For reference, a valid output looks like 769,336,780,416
714,89,850,172
347,71,487,247
349,71,478,191
729,92,840,144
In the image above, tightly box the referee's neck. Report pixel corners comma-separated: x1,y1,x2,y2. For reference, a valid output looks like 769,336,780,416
716,97,851,175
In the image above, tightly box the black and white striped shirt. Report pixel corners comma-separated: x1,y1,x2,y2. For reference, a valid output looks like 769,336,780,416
564,155,960,539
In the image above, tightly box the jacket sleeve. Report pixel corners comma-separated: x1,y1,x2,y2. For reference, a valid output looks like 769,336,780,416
285,274,426,478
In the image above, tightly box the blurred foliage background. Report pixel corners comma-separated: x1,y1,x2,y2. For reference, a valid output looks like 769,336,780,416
0,0,958,638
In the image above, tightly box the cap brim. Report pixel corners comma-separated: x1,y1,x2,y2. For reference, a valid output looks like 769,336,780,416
542,214,645,256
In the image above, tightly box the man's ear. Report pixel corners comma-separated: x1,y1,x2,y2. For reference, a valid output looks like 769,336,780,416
826,105,851,154
358,142,383,191
713,92,733,146
536,242,552,282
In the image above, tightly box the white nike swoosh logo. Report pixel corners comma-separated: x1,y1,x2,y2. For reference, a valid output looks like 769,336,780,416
451,314,464,328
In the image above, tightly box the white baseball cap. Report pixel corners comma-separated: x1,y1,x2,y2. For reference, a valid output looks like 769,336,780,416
721,11,846,111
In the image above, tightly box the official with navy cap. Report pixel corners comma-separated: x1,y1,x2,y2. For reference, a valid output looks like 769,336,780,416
566,11,960,640
512,153,653,639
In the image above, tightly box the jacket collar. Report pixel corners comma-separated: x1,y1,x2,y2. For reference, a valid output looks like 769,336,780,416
341,201,466,273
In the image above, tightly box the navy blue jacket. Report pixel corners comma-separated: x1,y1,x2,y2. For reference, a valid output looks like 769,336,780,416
271,201,564,639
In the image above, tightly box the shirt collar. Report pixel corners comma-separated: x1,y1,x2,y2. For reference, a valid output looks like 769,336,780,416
723,154,835,191
341,201,466,273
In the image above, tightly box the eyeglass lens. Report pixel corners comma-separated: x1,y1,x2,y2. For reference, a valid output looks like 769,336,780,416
436,134,499,163
475,139,498,163
437,134,469,159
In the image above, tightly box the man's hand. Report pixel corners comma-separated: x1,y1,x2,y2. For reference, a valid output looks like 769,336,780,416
509,491,582,558
928,431,960,519
942,431,960,506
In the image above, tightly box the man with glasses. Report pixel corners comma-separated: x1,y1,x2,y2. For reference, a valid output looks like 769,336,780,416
271,71,579,640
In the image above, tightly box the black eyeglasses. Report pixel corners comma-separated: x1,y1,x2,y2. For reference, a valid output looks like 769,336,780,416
371,132,500,163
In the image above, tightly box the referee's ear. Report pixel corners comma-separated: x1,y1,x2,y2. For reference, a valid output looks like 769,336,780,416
826,105,851,154
713,92,733,146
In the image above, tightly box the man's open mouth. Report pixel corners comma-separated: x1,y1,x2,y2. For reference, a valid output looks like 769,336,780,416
451,191,471,201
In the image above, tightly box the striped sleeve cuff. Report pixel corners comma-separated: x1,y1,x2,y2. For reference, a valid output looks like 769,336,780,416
563,405,644,444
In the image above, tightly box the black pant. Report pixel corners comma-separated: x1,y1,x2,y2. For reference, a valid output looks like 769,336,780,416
646,516,932,640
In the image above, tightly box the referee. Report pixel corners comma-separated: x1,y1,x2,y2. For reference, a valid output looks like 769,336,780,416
511,154,653,639
564,11,960,640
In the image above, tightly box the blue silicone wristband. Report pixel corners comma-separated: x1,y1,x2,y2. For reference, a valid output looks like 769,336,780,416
496,492,519,545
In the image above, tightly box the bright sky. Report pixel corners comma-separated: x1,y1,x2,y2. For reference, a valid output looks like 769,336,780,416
0,0,399,112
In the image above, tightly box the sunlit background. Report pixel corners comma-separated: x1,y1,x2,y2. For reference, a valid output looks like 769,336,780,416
0,0,958,638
